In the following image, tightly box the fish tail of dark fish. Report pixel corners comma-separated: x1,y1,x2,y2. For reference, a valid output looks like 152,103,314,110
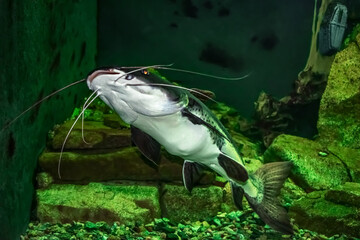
243,161,294,235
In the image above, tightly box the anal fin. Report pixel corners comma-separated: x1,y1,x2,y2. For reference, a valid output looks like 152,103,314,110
218,153,248,182
230,182,244,210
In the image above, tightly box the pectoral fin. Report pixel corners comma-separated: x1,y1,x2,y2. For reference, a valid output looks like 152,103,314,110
182,160,204,193
218,153,248,182
131,126,161,166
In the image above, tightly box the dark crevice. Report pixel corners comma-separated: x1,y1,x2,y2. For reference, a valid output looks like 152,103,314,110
327,148,353,182
29,89,44,123
7,132,15,158
50,52,61,72
159,182,168,218
78,41,87,67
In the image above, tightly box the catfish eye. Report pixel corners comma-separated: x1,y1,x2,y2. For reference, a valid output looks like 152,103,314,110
142,69,150,75
125,74,134,80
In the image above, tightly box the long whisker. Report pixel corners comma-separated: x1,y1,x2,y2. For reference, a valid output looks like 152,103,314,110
119,64,250,81
155,66,252,81
1,78,86,133
114,64,174,83
119,63,174,69
58,90,100,179
81,90,99,144
125,83,219,103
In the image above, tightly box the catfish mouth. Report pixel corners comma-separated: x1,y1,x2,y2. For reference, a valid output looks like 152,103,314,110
86,68,120,84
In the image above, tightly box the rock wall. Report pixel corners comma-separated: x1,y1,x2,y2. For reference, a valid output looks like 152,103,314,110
0,1,96,239
35,105,262,226
317,34,360,148
263,33,360,238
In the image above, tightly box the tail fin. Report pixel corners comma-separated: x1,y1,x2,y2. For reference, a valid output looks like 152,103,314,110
245,161,293,234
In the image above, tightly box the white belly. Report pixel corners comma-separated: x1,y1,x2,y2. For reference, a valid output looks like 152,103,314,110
133,112,220,162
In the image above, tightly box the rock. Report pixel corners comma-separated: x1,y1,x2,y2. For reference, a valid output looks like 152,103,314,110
39,147,157,182
221,183,238,213
36,182,161,226
39,147,216,184
241,157,263,176
229,130,262,159
103,113,130,129
317,38,360,148
280,179,306,207
161,184,223,222
290,190,360,238
327,144,360,182
264,134,350,191
36,172,54,189
325,182,360,207
51,120,132,150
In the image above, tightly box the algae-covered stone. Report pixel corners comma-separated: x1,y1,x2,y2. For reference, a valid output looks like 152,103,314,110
290,192,360,238
39,147,158,182
51,120,131,150
327,144,360,182
280,179,306,207
230,130,262,159
36,172,54,189
37,182,160,225
264,134,349,191
325,182,360,207
317,38,360,149
161,184,223,222
103,113,130,129
39,147,215,184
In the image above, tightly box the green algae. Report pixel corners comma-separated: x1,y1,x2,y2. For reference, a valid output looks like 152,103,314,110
343,24,360,48
264,134,349,191
37,183,161,225
317,39,360,149
161,184,224,222
325,182,360,207
290,193,360,238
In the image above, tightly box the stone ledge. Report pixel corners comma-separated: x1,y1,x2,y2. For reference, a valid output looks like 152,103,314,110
289,185,360,238
36,182,237,226
264,134,350,191
161,184,224,222
51,120,131,150
39,148,216,184
37,182,161,226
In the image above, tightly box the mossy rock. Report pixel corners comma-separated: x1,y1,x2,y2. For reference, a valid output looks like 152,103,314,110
325,182,360,207
290,190,360,238
39,146,216,184
36,182,161,226
161,184,223,222
280,178,306,207
264,134,350,191
39,147,158,182
317,37,360,149
50,120,131,150
327,144,360,183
